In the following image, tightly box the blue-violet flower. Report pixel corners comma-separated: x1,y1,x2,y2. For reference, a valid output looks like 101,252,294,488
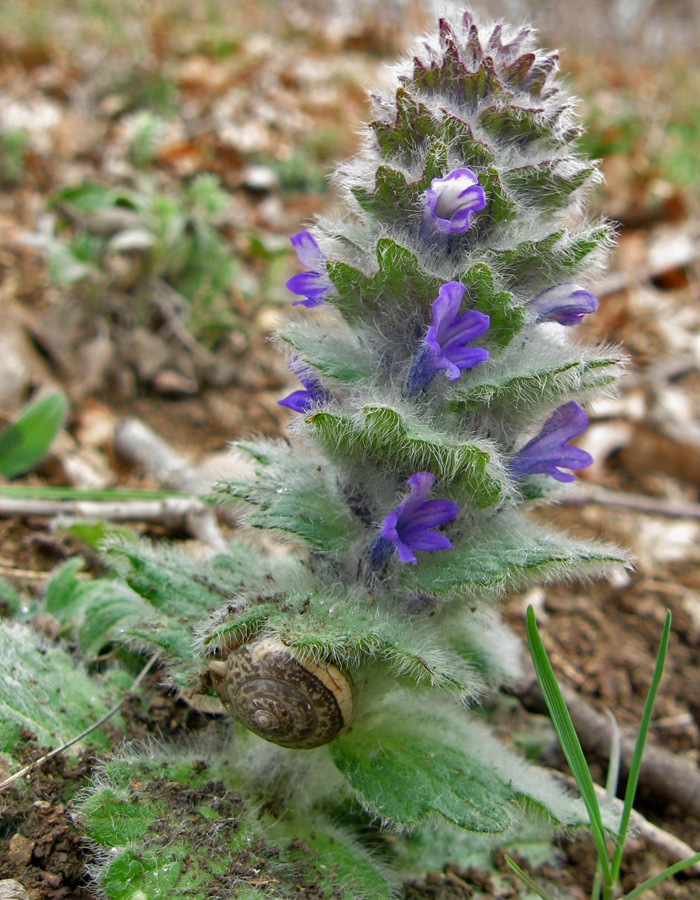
510,401,594,483
423,167,486,235
278,362,330,413
405,281,489,394
530,282,599,325
285,231,331,307
379,471,459,564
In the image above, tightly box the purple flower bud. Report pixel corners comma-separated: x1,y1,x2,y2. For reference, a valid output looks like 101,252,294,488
278,360,330,413
405,282,489,394
285,231,333,307
379,471,459,565
423,168,486,235
530,282,599,325
511,401,594,483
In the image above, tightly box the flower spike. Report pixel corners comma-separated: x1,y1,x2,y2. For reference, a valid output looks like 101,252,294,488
379,471,459,564
511,402,594,483
423,167,486,235
285,231,333,307
530,282,600,325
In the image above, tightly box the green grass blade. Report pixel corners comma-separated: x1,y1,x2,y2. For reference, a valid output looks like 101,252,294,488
0,392,67,477
610,610,672,883
591,864,603,900
620,851,700,900
0,485,187,500
504,855,555,900
525,606,612,888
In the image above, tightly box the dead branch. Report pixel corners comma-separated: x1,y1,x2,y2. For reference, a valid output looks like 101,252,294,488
506,670,700,820
550,771,700,875
114,417,211,494
114,417,238,535
0,494,229,555
559,486,700,520
0,494,198,525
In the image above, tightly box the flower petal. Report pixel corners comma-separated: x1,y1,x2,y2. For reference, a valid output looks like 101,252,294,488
285,272,326,297
530,282,599,325
290,230,323,269
277,390,313,413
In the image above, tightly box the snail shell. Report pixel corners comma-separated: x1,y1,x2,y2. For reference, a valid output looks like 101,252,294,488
208,636,355,749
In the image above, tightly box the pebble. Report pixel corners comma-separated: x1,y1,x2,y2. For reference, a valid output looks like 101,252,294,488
240,165,278,192
0,879,30,900
8,834,33,867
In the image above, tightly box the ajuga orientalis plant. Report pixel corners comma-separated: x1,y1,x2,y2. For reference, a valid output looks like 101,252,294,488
8,11,632,899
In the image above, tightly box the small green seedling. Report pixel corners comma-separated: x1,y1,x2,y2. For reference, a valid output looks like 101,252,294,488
0,391,67,478
511,606,700,900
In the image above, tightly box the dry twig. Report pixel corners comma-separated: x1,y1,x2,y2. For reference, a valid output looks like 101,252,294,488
506,670,700,819
560,486,700,520
551,771,700,874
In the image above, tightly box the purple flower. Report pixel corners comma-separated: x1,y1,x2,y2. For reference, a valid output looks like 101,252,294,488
530,282,599,325
285,231,332,307
426,282,490,379
423,167,486,235
405,282,489,394
511,402,594,483
380,471,459,565
278,362,330,413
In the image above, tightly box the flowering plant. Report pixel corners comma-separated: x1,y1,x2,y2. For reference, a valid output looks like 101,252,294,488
39,10,630,898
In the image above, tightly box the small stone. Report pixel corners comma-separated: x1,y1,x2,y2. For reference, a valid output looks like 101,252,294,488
241,165,278,192
0,879,30,900
38,871,61,889
151,369,199,396
8,833,33,867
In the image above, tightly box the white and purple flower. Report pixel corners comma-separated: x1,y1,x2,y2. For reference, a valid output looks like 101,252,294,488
405,281,489,394
423,167,486,235
530,282,599,326
378,471,459,565
510,401,594,483
285,231,332,307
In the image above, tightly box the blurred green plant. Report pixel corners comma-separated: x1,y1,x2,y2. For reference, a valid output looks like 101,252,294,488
509,607,700,900
30,176,241,343
577,63,700,196
0,129,29,186
0,391,67,479
124,111,168,168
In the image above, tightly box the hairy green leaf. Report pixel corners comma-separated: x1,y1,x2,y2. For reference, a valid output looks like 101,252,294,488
307,404,506,507
326,239,441,322
278,322,375,382
402,510,628,597
452,350,622,412
460,262,524,348
0,622,129,759
222,441,362,551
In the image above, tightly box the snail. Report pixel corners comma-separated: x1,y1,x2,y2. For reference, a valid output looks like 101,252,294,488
208,635,355,749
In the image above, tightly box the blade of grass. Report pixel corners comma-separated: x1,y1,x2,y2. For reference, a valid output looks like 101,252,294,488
592,713,621,900
0,485,188,500
620,850,700,900
525,606,613,889
610,609,672,883
504,855,555,900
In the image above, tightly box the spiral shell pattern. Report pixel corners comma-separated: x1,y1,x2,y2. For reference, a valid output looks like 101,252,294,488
208,636,355,749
